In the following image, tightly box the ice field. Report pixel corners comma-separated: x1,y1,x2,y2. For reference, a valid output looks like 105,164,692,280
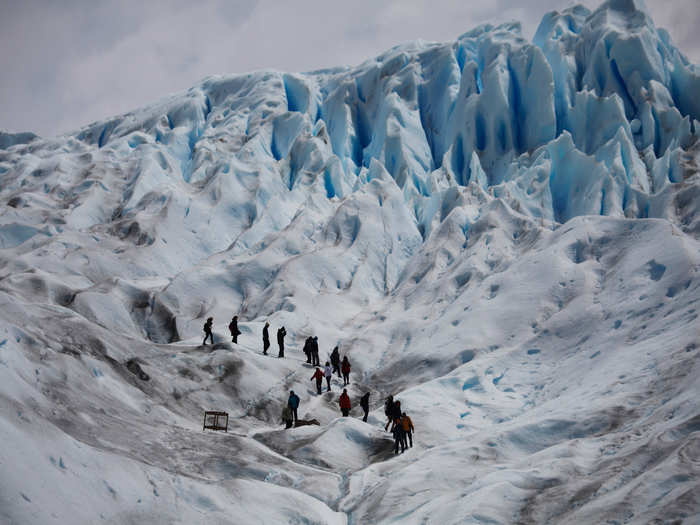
1,0,699,523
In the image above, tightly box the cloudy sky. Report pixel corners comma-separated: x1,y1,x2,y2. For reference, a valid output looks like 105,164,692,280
1,0,698,138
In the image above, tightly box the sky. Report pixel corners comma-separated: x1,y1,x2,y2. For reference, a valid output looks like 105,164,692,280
1,0,698,138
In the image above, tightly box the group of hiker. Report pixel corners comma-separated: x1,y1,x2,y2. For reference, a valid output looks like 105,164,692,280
203,315,416,455
309,353,351,393
302,340,351,385
204,317,352,384
281,388,371,424
204,316,289,358
203,315,243,346
384,395,414,454
263,321,287,357
280,388,413,454
302,336,321,365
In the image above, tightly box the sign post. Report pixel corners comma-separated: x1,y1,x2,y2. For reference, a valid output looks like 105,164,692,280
203,411,229,432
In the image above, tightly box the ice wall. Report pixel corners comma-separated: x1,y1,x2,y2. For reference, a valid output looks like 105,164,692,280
13,1,689,232
1,0,698,277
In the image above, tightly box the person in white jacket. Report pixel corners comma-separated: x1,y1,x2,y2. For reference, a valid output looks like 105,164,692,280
324,362,333,392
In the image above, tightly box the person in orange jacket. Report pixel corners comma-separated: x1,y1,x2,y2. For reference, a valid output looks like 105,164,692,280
401,412,414,448
310,367,324,395
339,389,351,416
341,356,351,385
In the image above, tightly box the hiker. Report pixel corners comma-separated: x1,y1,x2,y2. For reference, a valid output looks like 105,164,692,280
262,322,270,355
341,356,351,385
303,337,312,364
391,416,405,454
391,400,402,423
384,395,394,430
401,412,414,448
310,367,324,395
229,316,241,344
330,346,341,377
288,390,300,424
281,405,293,429
277,326,287,358
339,389,351,417
360,392,370,422
311,336,320,366
324,362,333,392
387,399,402,432
202,317,214,345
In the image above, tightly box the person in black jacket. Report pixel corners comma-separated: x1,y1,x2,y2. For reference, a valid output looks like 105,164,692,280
229,316,241,344
311,336,320,366
391,416,405,454
330,346,341,377
391,400,402,422
262,321,270,355
360,392,370,422
384,395,394,430
303,336,312,363
202,317,214,345
277,326,287,358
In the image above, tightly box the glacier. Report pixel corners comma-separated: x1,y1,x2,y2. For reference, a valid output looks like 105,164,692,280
0,0,699,523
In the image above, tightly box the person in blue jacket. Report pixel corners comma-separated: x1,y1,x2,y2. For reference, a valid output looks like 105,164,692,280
287,390,300,424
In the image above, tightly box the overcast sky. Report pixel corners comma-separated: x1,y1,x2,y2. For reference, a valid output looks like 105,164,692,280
1,0,698,138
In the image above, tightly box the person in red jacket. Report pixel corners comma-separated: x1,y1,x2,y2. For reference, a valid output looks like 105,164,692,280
339,389,351,417
341,356,351,385
310,367,324,395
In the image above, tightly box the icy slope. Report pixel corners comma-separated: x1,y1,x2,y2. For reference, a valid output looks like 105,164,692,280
1,0,699,523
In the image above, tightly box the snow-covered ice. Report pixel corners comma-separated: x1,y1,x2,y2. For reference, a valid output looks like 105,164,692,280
1,0,699,523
